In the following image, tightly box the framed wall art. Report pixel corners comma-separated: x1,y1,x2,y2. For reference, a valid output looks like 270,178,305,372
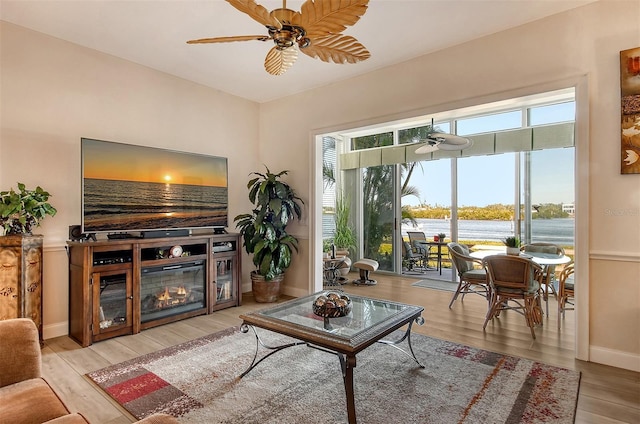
620,47,640,174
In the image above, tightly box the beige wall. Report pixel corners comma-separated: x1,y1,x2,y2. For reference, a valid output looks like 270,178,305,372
259,1,640,371
1,1,639,371
1,21,262,336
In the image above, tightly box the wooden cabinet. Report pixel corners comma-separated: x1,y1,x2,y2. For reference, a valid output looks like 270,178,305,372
211,235,241,313
0,234,44,344
91,268,134,342
68,233,241,347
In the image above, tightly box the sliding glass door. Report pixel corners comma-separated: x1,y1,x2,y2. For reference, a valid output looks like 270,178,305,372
524,148,575,248
350,133,397,271
361,165,396,271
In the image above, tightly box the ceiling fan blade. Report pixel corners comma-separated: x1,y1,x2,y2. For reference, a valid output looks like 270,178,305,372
300,0,369,39
226,0,282,29
187,35,271,44
432,133,474,150
414,144,439,154
301,34,370,64
264,46,298,75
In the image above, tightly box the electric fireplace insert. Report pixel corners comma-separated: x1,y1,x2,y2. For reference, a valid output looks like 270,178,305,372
140,260,206,323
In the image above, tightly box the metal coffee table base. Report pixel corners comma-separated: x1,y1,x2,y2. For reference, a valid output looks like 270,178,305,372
239,317,425,424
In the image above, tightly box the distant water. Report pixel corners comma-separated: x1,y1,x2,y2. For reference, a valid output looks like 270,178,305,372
323,216,574,246
83,179,227,232
403,218,574,246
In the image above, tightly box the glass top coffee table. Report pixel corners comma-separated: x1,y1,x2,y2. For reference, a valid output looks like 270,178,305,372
239,292,425,424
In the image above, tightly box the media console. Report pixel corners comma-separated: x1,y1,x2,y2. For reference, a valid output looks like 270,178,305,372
67,233,241,347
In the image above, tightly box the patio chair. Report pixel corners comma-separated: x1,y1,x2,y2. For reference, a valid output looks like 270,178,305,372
402,241,425,272
521,242,565,315
447,242,489,309
407,231,437,269
554,262,575,329
482,254,544,339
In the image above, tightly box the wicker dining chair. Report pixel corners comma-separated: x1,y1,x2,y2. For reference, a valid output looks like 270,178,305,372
520,242,565,315
554,262,575,329
447,242,489,309
482,254,544,339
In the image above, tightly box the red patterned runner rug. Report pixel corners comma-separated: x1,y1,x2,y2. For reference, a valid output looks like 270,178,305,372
87,327,580,423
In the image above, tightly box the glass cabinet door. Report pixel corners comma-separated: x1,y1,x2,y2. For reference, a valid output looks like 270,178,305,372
92,269,133,336
213,255,236,305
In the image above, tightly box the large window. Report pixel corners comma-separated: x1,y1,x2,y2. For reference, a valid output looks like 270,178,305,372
321,88,575,279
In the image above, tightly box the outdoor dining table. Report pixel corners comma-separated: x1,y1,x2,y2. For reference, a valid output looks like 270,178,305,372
415,240,448,275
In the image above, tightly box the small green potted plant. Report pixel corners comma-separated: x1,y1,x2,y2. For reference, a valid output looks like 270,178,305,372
437,233,446,242
234,167,303,302
1,182,57,235
503,236,521,255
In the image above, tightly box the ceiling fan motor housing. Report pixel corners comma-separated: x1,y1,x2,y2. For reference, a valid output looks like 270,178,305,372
269,8,309,50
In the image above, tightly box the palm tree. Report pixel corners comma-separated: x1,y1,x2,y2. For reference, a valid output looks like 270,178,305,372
322,136,336,190
400,162,420,228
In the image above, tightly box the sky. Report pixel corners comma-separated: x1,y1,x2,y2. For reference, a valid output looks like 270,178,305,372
82,138,228,186
404,147,575,207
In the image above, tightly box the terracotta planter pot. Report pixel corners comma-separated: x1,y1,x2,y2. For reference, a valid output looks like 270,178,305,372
251,271,284,303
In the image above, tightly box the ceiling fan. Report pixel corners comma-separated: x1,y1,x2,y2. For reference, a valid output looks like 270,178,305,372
414,133,474,154
414,120,474,154
187,0,371,76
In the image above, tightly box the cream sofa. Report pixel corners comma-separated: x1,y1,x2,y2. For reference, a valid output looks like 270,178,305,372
0,318,179,424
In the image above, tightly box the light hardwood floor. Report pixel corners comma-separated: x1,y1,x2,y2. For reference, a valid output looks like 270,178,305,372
42,272,639,424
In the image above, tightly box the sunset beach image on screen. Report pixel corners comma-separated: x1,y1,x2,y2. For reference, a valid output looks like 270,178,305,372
81,138,228,233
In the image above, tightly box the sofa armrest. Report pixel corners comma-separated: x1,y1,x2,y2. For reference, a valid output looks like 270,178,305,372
0,318,42,388
135,413,180,424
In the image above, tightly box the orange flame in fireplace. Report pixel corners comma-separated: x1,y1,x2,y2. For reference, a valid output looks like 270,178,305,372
157,287,171,301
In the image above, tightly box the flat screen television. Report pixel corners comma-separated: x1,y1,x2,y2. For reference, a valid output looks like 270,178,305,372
81,138,228,234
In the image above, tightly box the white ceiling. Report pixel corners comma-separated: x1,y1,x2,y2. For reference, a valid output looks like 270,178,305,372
1,0,596,103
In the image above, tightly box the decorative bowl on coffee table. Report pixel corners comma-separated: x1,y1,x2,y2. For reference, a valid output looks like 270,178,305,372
312,292,352,317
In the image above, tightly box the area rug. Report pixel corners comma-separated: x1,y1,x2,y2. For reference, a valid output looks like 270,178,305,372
412,278,459,292
87,327,580,423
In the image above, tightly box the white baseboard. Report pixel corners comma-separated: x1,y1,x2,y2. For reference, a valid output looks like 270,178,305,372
590,345,640,372
43,321,68,340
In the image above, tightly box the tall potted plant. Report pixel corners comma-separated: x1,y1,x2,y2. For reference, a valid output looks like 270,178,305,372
1,182,57,235
234,167,303,302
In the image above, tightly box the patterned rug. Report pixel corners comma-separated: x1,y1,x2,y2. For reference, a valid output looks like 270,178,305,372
87,327,580,423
